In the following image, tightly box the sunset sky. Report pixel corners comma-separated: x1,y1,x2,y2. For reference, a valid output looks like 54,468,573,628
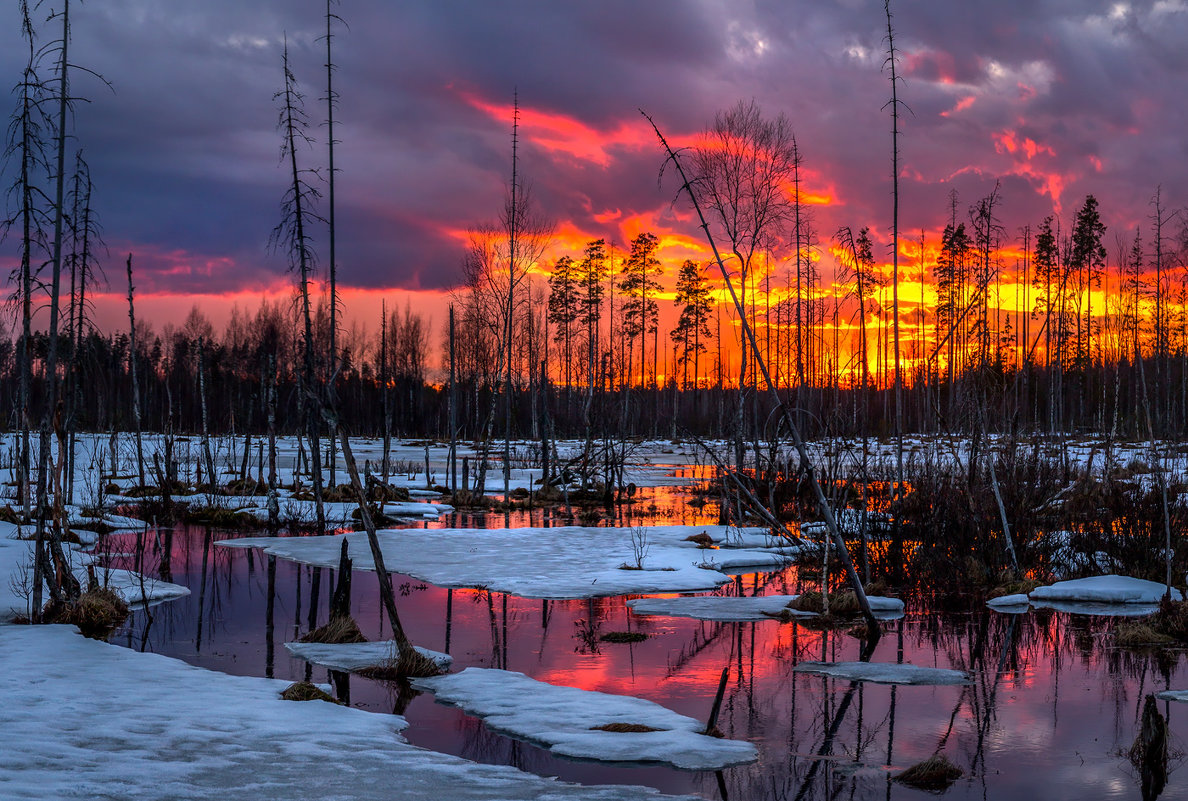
1,0,1186,339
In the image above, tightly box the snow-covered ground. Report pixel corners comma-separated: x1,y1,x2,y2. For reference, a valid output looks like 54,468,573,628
0,626,691,801
0,523,189,621
414,668,757,770
221,525,791,599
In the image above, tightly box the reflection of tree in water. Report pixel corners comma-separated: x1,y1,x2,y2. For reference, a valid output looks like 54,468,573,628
97,507,1188,801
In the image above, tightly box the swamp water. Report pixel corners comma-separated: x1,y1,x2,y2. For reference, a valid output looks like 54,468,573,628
105,485,1188,801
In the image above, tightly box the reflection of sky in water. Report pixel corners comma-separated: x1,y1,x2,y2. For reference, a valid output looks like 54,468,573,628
106,483,1188,801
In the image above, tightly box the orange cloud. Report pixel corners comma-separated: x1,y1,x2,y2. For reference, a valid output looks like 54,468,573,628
455,89,655,167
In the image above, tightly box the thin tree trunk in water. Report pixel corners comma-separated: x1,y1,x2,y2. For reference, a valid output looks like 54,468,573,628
336,425,412,650
885,0,906,579
644,113,879,635
448,304,457,492
198,339,217,491
35,0,80,615
325,0,340,488
126,255,146,488
267,356,279,532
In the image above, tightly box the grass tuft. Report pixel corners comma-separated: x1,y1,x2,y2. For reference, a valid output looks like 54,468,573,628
300,616,367,644
894,754,963,791
590,722,661,733
280,681,343,704
68,587,130,640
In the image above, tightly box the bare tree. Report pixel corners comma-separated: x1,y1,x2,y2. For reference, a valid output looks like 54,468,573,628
692,99,797,472
270,37,327,530
3,0,53,521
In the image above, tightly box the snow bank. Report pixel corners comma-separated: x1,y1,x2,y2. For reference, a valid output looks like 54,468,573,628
1,536,187,619
414,667,757,770
794,661,971,685
221,525,787,599
285,640,452,672
93,567,191,607
986,594,1031,610
1028,575,1181,604
0,626,690,800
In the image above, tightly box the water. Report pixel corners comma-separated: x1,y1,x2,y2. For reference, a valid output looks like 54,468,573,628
105,485,1187,800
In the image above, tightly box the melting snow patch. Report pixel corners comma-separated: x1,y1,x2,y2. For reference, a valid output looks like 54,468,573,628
285,640,452,673
95,568,190,607
0,627,693,800
987,594,1031,611
414,668,757,770
1028,575,1181,604
1,537,187,619
794,661,971,685
221,525,783,599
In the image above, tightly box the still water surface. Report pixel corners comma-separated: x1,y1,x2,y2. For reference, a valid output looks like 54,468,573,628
107,484,1186,800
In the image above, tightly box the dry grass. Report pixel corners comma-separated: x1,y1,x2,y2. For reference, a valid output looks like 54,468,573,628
988,577,1042,599
447,489,490,509
280,681,343,704
300,615,366,644
894,754,963,791
68,587,130,640
788,591,862,616
1115,622,1176,648
355,646,447,681
1115,599,1188,647
589,722,661,733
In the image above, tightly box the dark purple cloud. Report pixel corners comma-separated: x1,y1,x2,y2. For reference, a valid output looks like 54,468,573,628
1,0,1185,302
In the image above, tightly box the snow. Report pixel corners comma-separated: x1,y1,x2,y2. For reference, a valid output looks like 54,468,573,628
284,639,453,672
233,498,454,525
220,525,789,599
0,535,37,620
0,534,188,619
0,626,692,801
1156,690,1188,703
1028,575,1181,604
92,567,191,607
794,661,971,685
414,667,757,771
987,594,1031,611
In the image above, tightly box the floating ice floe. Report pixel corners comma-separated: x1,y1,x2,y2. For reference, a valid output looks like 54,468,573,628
414,667,758,770
221,525,791,599
1029,575,1181,605
794,661,971,685
0,627,691,800
986,593,1031,611
1156,690,1188,703
285,640,452,673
